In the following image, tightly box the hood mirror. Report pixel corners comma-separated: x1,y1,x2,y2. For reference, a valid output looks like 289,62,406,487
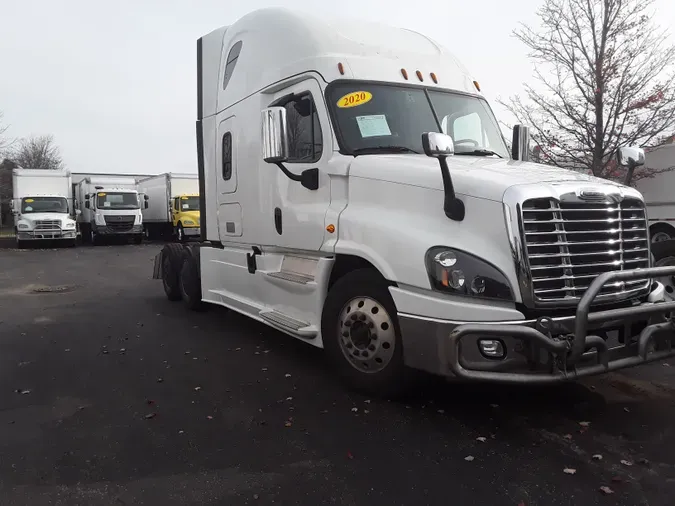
422,132,465,222
511,125,530,161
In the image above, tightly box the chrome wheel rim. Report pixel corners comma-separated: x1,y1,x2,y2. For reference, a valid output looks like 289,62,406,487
652,231,672,243
338,296,395,373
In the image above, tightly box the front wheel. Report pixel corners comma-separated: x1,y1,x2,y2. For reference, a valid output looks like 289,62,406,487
321,268,407,397
133,235,143,245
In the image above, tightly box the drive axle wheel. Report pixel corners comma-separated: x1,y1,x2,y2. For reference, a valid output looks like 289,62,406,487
161,243,184,301
180,246,207,311
322,268,407,398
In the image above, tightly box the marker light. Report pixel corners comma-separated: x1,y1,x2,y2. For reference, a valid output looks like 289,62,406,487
473,80,481,92
416,70,423,82
338,62,345,75
430,72,438,84
401,68,409,80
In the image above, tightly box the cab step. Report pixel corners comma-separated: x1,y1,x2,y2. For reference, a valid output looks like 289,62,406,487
259,309,317,339
266,271,314,284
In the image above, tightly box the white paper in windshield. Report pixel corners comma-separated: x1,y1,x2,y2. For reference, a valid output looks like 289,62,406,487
103,201,111,207
356,115,391,138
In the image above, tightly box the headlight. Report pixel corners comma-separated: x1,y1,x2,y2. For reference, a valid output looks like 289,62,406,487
18,223,30,230
183,220,195,226
94,213,106,226
425,247,513,301
63,221,76,229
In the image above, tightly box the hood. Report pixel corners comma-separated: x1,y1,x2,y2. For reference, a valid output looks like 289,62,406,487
18,212,73,223
347,154,625,202
178,211,200,224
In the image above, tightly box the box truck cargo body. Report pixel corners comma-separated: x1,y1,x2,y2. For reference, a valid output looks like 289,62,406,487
74,176,147,245
12,168,77,248
139,173,199,241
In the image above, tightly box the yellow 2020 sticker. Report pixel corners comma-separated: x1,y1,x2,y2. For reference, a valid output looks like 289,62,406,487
97,192,106,196
337,91,372,109
25,198,34,203
181,196,188,200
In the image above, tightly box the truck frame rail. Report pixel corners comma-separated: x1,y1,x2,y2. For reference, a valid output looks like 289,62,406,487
448,266,675,384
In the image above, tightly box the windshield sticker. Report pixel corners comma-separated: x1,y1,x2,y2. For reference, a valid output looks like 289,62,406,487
337,91,372,109
181,196,188,200
97,192,106,197
103,201,111,207
24,206,33,211
25,198,34,203
356,115,392,138
182,204,189,209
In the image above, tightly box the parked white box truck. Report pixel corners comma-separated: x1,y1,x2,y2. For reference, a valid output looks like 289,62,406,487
634,143,675,242
75,176,147,245
153,8,675,395
12,168,78,248
138,173,200,241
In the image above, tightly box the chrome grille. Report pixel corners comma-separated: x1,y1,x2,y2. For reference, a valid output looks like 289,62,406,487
521,197,651,303
34,220,61,231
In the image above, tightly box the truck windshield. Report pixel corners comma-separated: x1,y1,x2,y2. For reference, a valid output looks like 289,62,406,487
178,197,199,211
96,192,139,210
21,196,68,214
326,83,509,158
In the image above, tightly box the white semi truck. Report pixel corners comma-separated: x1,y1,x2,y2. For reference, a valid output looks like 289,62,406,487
138,173,200,241
75,176,147,245
11,168,78,248
153,9,675,395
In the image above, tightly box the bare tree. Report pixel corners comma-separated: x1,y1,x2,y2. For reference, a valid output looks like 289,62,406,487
13,134,64,171
0,112,13,155
500,0,675,185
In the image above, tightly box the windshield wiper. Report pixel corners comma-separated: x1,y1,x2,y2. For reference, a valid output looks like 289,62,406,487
352,146,420,156
454,149,502,158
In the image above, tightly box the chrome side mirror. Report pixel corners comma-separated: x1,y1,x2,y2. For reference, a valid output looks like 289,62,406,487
617,146,645,168
261,107,289,163
512,124,530,161
422,132,454,157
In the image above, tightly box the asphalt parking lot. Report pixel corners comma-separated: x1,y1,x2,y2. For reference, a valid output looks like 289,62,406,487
2,243,675,505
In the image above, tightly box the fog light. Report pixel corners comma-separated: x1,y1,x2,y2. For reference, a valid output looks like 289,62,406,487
478,339,505,359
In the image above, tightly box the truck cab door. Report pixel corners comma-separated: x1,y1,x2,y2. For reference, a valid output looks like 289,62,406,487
171,198,179,227
265,77,332,251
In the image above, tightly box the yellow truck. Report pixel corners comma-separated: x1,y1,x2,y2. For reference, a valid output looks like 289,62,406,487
139,173,200,241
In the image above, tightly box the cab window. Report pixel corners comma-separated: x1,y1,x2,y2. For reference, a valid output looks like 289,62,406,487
283,94,323,163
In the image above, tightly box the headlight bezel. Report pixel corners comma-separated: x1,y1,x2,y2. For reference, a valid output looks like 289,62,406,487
424,246,514,301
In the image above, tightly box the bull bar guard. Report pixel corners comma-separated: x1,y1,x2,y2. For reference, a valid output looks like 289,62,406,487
448,266,675,384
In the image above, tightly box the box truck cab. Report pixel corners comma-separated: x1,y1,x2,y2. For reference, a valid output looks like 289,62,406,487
139,173,200,241
154,8,675,395
75,176,147,245
11,168,78,248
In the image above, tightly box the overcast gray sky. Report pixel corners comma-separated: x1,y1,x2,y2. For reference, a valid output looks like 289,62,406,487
1,0,673,174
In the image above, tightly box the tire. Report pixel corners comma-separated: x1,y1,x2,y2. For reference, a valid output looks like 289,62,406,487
16,239,25,249
176,223,185,243
161,243,184,301
321,268,407,398
650,224,675,243
180,246,207,311
90,228,99,246
133,235,143,245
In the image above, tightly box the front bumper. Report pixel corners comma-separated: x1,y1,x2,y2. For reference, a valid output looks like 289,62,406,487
17,230,76,240
398,266,675,384
183,226,200,237
93,225,143,236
